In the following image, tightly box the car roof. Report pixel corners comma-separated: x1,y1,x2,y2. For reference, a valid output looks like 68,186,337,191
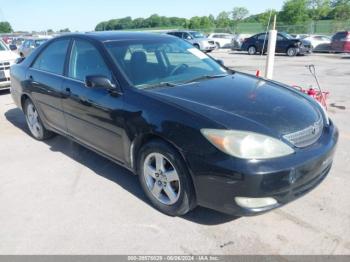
58,31,175,42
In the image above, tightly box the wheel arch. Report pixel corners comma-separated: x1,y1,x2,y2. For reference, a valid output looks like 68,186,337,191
20,93,31,110
130,132,198,198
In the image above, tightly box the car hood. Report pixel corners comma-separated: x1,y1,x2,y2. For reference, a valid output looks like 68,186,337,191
0,50,19,61
149,73,321,136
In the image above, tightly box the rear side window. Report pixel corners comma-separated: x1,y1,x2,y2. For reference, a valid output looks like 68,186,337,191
68,40,111,82
32,39,70,75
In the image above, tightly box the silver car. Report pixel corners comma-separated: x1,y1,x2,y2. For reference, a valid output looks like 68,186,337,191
167,31,216,52
18,38,50,57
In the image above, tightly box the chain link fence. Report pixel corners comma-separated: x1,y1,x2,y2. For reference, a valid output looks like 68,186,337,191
193,20,350,36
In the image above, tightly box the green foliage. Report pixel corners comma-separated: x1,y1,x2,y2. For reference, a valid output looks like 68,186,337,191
257,9,279,27
330,0,350,20
94,3,350,32
231,7,249,22
308,0,332,20
280,0,310,24
0,22,13,33
59,28,71,32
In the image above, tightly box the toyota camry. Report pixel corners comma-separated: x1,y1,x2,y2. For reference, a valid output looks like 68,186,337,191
10,32,338,216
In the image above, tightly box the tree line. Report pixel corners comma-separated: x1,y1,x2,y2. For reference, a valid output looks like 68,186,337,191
0,0,349,33
95,0,350,31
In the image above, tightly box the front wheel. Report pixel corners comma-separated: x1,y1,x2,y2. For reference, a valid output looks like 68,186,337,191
287,47,297,57
24,99,54,140
193,44,200,50
247,46,257,55
138,140,196,216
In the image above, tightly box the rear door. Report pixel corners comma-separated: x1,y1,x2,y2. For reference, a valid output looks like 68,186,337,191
26,38,71,133
62,38,125,161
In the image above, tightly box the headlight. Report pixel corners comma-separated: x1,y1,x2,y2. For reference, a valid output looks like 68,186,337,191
201,129,294,159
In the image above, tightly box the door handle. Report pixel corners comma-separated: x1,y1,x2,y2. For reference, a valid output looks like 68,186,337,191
28,75,39,85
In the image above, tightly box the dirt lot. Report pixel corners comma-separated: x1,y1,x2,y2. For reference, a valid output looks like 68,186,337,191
0,50,349,255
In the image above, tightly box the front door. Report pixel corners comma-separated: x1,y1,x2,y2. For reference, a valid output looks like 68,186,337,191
62,39,125,162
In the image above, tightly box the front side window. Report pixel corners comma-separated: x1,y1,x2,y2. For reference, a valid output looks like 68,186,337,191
32,39,70,75
68,40,111,82
105,38,227,88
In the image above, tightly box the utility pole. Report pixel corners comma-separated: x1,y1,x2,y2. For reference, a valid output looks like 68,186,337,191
265,15,277,79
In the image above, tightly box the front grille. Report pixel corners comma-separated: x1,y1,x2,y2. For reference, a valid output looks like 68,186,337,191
0,61,11,71
283,118,323,148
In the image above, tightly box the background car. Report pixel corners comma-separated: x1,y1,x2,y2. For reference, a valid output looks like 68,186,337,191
295,34,331,52
18,37,50,57
331,31,350,53
167,31,216,52
231,33,252,50
207,33,234,49
0,39,19,90
241,32,311,56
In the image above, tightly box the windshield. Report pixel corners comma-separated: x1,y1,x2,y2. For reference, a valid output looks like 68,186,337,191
0,40,9,51
105,38,228,89
280,32,294,39
190,32,205,38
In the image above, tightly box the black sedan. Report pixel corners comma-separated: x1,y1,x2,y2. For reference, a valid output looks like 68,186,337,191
241,32,311,56
10,32,338,216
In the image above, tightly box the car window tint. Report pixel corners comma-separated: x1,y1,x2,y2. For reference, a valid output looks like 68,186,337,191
68,40,111,82
257,34,267,40
277,35,284,41
32,39,70,75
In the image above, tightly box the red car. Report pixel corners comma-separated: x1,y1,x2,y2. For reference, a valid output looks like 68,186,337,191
331,31,350,53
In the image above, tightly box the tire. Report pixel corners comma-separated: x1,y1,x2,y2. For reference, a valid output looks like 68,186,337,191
215,42,220,49
287,47,297,57
24,99,54,140
193,44,200,50
247,46,257,55
138,139,196,216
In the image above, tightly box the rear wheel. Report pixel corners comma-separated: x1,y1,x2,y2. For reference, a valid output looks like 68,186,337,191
248,46,257,55
287,47,297,57
138,140,196,216
24,99,53,140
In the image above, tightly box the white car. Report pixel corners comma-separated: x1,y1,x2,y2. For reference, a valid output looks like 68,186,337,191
207,33,234,48
0,40,19,90
302,35,331,51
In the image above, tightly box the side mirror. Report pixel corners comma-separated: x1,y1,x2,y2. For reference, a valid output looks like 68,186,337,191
216,59,225,66
15,57,25,64
85,75,116,90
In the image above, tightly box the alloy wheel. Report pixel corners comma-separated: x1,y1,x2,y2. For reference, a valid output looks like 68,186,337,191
143,152,181,205
25,103,43,139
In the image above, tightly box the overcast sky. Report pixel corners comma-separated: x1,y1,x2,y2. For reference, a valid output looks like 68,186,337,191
0,0,285,32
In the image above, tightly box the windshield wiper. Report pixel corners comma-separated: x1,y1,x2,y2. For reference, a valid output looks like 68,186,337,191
185,74,228,84
139,81,178,89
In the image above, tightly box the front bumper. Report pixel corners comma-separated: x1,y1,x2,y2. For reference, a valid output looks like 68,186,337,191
0,79,11,89
186,121,338,216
